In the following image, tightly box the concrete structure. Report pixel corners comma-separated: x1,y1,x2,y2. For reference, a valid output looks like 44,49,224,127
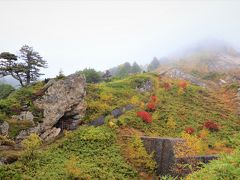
140,136,182,175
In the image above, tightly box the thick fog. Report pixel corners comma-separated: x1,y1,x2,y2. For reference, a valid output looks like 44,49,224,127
0,1,240,77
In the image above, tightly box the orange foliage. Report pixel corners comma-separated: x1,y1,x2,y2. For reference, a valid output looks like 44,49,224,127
178,81,187,89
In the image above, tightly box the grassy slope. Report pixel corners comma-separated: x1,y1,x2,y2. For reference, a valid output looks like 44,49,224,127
188,149,240,179
0,126,137,179
0,82,45,138
1,73,240,178
94,74,239,153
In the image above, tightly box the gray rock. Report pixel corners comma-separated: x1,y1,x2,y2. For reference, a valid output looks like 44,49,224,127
34,73,86,130
15,74,86,142
12,111,34,124
111,105,134,118
160,68,207,88
111,108,123,118
0,121,9,136
136,80,153,92
15,123,42,141
68,120,81,130
40,127,61,141
0,157,6,165
88,116,105,127
122,104,134,111
72,114,82,120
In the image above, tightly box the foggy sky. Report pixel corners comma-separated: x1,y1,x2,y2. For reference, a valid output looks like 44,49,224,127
0,0,240,77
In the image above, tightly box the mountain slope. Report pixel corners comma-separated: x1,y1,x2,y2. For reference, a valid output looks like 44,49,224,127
156,39,240,75
1,73,240,178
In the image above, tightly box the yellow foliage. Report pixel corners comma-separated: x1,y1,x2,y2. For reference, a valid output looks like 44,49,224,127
130,96,140,106
108,121,116,128
140,102,145,109
198,129,209,139
175,132,203,158
89,100,111,114
123,136,156,174
100,92,112,101
214,142,225,149
177,88,185,95
166,117,176,130
21,133,42,152
21,133,42,161
65,155,82,179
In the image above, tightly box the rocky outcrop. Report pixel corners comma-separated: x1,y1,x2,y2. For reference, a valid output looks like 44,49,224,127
40,127,61,141
12,111,34,124
16,73,86,141
111,105,134,118
88,105,134,127
0,121,9,136
136,80,153,92
34,73,86,130
16,123,42,141
160,68,207,88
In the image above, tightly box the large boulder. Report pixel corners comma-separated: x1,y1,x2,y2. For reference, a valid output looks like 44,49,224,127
16,73,86,141
34,73,86,130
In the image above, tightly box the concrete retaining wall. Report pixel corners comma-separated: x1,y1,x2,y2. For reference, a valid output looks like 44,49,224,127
140,136,182,175
140,136,218,176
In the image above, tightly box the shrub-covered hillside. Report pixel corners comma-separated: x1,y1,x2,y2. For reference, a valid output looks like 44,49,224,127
0,82,44,138
85,73,240,154
188,149,240,179
0,126,139,179
0,72,240,179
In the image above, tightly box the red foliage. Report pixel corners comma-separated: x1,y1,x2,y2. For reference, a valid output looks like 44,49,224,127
185,127,195,135
163,82,171,90
204,120,219,132
137,111,152,123
178,81,187,89
147,102,156,111
151,95,157,102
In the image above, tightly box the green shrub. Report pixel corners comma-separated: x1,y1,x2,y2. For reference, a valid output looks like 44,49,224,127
0,126,137,179
78,68,102,83
188,149,240,179
0,81,44,120
202,72,222,81
21,133,42,163
0,113,7,123
8,120,34,138
0,84,15,99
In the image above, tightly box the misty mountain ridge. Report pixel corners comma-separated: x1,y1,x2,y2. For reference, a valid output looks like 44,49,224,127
155,39,240,73
2,39,240,85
